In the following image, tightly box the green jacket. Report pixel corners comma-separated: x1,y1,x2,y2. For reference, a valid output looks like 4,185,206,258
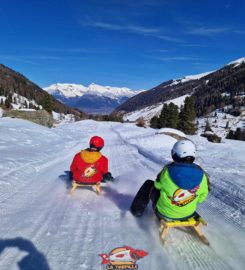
154,162,209,219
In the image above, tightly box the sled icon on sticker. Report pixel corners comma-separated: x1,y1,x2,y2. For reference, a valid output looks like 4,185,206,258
99,246,148,269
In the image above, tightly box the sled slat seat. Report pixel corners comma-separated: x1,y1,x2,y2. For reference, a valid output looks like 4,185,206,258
159,213,209,245
70,180,102,195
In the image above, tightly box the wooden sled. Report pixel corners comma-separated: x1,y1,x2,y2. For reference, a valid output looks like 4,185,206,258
159,213,209,245
70,181,102,195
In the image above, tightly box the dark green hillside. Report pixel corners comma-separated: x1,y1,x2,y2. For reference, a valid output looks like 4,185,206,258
0,64,84,117
114,60,245,117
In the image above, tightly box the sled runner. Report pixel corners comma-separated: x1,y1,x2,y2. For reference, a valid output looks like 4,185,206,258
159,213,209,245
70,181,102,195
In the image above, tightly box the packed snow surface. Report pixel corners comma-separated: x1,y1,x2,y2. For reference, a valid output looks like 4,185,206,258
0,118,245,270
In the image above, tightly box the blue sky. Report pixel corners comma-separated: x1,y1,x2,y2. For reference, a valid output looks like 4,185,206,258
0,0,244,90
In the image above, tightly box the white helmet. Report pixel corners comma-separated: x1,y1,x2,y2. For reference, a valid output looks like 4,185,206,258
171,140,196,160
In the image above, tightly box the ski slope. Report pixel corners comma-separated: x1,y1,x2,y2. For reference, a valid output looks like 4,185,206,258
0,118,245,270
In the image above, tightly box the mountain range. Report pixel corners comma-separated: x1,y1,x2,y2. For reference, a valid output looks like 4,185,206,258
1,57,244,124
115,57,245,118
44,83,143,114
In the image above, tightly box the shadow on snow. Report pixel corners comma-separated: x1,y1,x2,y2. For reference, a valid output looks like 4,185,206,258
59,170,72,189
0,237,50,270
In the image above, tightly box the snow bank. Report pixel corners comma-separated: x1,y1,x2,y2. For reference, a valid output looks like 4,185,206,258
156,128,186,138
112,124,177,164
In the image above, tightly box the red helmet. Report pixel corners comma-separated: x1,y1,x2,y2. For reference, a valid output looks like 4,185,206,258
89,136,104,149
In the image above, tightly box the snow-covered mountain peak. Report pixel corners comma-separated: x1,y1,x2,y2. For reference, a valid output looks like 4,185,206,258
180,71,213,82
87,83,137,98
44,82,143,100
43,83,144,114
227,57,245,67
170,71,213,86
44,83,86,98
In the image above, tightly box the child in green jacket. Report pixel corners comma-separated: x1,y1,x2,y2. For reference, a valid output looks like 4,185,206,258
130,140,209,219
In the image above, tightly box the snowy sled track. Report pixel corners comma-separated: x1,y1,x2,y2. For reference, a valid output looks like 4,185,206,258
0,119,245,270
164,229,232,270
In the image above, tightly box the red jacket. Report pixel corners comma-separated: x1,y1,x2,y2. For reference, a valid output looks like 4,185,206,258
70,149,108,184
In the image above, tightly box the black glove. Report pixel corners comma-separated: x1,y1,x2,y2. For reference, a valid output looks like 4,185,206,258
102,172,114,182
68,171,73,180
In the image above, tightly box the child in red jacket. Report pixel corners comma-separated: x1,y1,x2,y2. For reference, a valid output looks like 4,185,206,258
70,136,114,184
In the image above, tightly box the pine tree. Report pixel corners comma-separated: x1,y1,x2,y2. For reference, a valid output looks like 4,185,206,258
158,104,169,128
226,130,234,139
234,128,242,140
108,113,123,122
102,115,110,121
178,96,197,134
41,93,54,113
226,128,245,141
204,120,212,132
4,94,12,109
150,116,160,129
166,102,179,129
151,103,180,129
0,86,4,96
24,100,29,109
